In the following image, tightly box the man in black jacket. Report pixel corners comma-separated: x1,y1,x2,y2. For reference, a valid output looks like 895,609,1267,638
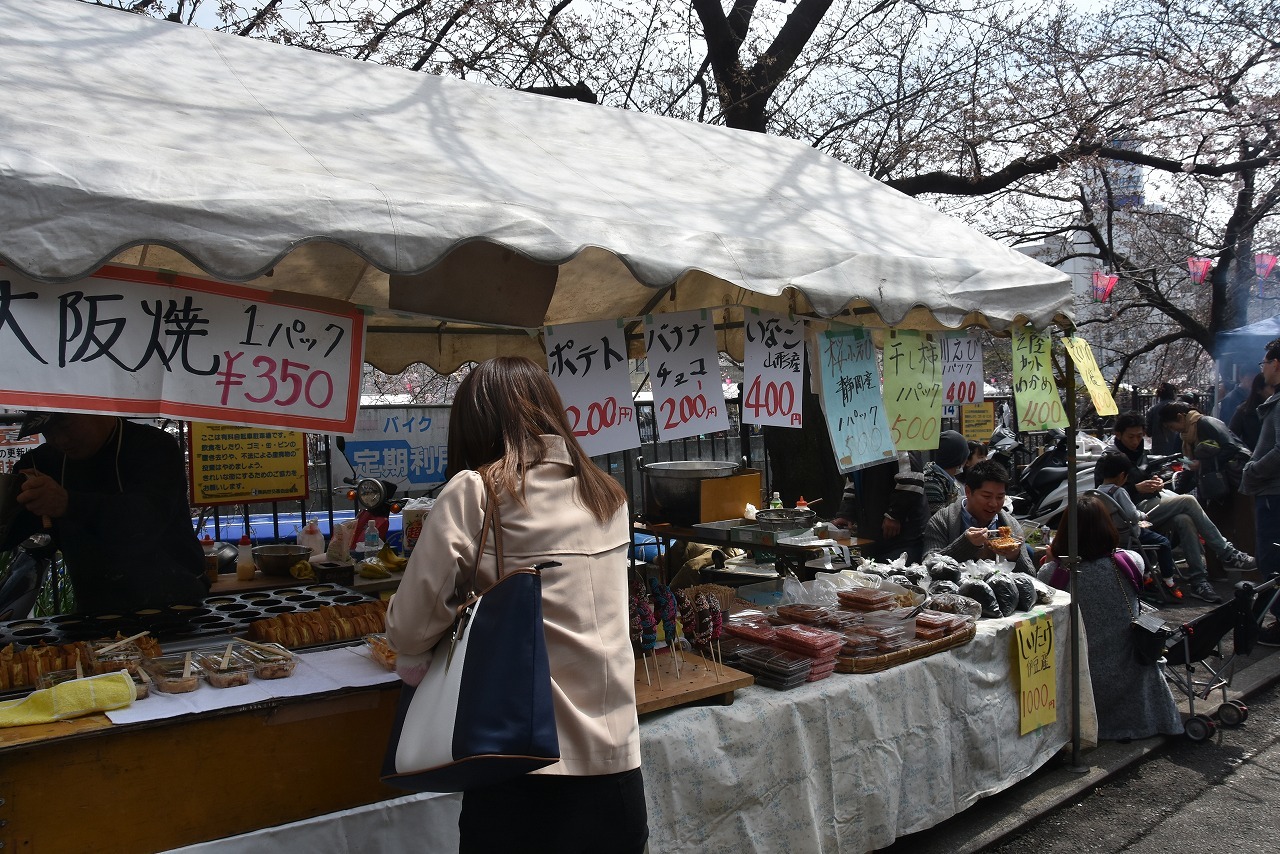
0,412,208,614
832,452,928,564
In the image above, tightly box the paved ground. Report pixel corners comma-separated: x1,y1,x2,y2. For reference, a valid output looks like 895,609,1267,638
879,569,1280,854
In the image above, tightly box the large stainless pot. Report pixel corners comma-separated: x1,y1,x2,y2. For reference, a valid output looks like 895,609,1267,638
642,460,740,525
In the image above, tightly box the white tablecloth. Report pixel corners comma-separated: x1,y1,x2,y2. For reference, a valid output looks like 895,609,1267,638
640,595,1093,852
167,595,1094,854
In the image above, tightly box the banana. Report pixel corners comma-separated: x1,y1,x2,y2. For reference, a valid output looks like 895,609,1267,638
358,562,392,579
378,544,408,570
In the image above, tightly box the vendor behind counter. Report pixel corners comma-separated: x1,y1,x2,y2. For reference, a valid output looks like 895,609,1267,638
0,412,207,615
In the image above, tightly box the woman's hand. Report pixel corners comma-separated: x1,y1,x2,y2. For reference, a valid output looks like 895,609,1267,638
395,650,433,687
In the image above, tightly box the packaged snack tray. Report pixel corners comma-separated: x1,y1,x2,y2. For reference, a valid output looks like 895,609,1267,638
194,648,255,688
239,642,298,679
90,640,143,677
364,634,397,670
735,647,813,678
836,589,897,611
142,654,204,694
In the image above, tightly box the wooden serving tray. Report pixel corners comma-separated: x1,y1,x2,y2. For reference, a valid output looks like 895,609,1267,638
634,649,753,715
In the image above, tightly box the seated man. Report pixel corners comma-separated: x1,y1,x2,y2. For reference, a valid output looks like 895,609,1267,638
832,451,927,565
0,411,208,615
922,460,1035,575
1095,412,1253,603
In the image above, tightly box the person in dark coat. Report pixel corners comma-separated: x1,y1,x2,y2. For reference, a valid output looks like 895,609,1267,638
832,452,927,564
1146,382,1181,455
1229,373,1275,451
0,412,207,614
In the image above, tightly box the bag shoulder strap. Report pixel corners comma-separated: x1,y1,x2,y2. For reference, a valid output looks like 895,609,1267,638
460,481,505,601
1109,556,1139,620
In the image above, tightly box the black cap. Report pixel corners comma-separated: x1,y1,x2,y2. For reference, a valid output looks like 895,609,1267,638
936,430,969,469
17,411,68,439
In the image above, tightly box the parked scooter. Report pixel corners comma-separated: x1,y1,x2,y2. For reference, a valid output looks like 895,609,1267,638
1010,429,1111,528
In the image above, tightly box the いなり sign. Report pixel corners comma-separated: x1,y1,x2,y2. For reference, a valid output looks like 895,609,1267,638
0,265,365,434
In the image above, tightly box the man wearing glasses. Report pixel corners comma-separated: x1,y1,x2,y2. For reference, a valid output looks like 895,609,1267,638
1241,340,1280,645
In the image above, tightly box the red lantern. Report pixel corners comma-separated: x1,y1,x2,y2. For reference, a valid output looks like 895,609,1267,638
1257,253,1278,296
1091,270,1118,302
1187,257,1213,284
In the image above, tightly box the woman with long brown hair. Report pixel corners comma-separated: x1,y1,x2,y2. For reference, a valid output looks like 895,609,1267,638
1041,495,1182,741
386,356,646,853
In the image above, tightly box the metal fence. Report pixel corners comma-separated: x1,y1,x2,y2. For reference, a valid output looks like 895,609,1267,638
191,400,773,544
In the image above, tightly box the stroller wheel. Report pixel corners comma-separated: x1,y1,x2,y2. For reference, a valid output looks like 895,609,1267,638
1217,702,1246,727
1228,700,1249,723
1184,714,1216,742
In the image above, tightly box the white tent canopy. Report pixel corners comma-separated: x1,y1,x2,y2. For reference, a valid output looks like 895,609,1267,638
0,0,1072,374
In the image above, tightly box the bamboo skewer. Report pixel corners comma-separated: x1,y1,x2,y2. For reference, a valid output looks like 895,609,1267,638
96,630,149,656
182,652,192,678
220,642,235,670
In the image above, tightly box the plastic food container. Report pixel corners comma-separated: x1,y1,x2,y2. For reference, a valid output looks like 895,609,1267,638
37,669,83,690
142,654,205,693
240,643,297,679
364,634,397,670
194,648,256,688
90,641,143,676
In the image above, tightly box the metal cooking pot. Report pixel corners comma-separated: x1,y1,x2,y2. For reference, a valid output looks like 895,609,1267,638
642,460,741,525
753,507,818,532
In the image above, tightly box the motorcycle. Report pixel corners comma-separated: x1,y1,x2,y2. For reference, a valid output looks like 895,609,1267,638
333,437,402,548
1013,430,1105,527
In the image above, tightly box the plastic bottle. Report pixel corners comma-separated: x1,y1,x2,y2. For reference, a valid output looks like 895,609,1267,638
359,521,383,560
235,534,256,581
297,519,325,557
795,495,808,509
201,534,219,585
768,492,784,510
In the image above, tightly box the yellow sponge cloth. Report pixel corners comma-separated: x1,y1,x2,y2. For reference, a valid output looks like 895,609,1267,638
0,671,135,727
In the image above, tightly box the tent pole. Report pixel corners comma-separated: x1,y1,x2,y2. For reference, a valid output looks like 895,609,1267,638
1062,344,1087,773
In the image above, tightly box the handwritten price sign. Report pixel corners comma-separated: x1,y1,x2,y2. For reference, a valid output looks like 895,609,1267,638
0,264,363,433
883,330,941,451
545,320,640,456
643,310,729,442
818,326,895,473
1014,613,1057,734
941,331,985,405
1011,326,1068,431
742,309,804,428
1061,336,1118,417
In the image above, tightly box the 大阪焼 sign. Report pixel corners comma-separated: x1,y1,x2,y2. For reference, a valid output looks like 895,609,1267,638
0,265,364,434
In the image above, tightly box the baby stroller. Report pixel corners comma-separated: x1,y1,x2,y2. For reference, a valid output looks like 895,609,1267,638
1159,577,1280,741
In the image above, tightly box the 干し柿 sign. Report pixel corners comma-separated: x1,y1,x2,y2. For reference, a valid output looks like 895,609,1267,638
0,265,365,434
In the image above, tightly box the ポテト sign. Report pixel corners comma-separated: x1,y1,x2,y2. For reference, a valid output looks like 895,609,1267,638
544,319,640,456
0,265,365,434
